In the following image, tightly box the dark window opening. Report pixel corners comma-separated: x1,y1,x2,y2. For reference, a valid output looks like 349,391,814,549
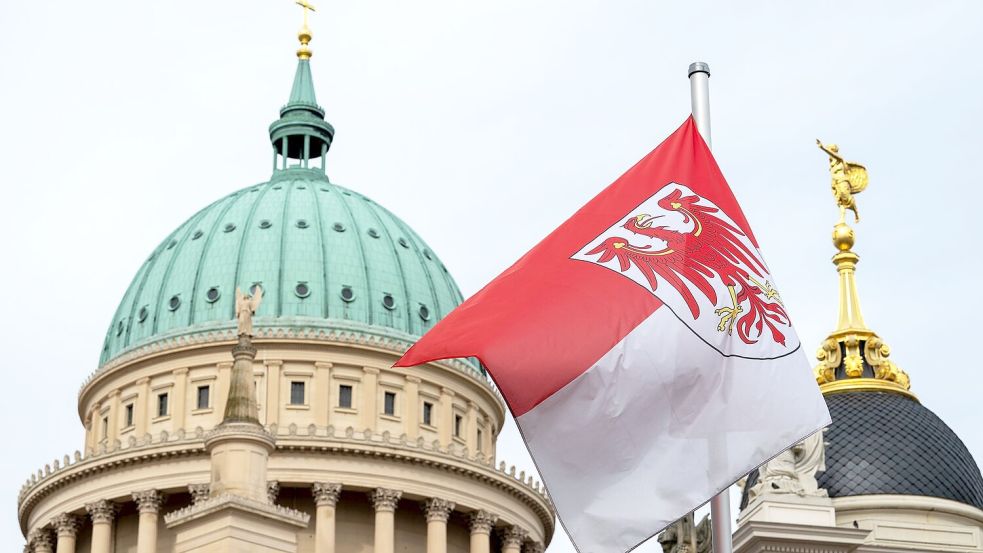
124,404,134,427
290,381,306,405
383,391,396,416
339,384,353,409
157,393,169,417
454,414,463,438
422,402,433,426
197,386,210,410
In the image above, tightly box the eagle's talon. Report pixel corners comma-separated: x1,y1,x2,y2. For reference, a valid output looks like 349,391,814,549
715,285,743,335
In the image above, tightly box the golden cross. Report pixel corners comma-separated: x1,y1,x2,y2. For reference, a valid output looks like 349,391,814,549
296,0,317,28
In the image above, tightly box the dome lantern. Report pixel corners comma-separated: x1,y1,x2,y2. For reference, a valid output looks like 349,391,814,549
813,140,913,399
268,0,334,175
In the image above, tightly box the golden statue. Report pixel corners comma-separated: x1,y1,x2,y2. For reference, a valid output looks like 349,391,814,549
817,140,868,223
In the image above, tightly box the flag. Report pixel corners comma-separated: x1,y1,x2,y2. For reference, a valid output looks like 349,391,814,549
396,117,831,553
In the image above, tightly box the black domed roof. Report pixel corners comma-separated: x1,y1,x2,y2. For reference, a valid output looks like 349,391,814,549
741,391,983,510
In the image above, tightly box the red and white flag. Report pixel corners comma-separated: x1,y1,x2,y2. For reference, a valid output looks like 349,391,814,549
396,118,830,553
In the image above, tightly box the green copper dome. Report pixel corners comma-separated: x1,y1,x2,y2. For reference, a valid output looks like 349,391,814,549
99,58,465,367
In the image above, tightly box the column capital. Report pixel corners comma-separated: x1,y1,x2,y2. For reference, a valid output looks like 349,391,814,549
136,377,151,385
315,361,334,370
524,541,545,553
312,482,342,507
405,375,422,384
52,513,81,538
440,387,456,398
468,510,497,535
423,497,455,523
267,480,280,504
188,483,210,504
109,389,121,398
173,367,189,375
28,528,53,550
363,366,381,375
499,526,529,548
216,361,234,370
85,500,117,524
369,487,402,512
265,359,284,368
132,489,164,514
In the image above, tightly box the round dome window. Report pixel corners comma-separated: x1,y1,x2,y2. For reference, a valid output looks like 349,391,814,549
398,237,409,248
295,282,311,298
192,230,203,240
296,219,309,229
419,304,430,321
297,185,306,190
333,223,346,232
168,296,181,311
223,223,236,233
340,286,355,302
138,306,149,323
367,228,380,239
382,294,396,310
259,220,272,229
206,287,221,303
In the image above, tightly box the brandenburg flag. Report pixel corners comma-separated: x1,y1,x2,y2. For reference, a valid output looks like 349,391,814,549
396,118,830,553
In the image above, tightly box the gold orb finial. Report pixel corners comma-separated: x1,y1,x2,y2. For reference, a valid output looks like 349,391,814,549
832,222,854,251
295,0,316,59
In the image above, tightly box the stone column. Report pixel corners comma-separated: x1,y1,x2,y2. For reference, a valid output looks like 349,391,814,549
499,526,528,553
423,498,455,553
133,489,163,553
86,500,116,553
53,514,81,553
312,482,342,553
468,510,497,553
29,528,53,553
369,488,402,553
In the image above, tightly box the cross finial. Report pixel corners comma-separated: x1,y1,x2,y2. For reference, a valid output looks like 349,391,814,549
295,0,317,59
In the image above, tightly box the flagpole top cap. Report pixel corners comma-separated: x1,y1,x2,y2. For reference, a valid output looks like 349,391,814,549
688,62,711,77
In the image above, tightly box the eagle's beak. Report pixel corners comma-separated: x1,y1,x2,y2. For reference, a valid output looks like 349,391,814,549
634,214,664,228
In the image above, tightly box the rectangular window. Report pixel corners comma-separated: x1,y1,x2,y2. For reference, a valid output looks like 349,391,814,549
124,404,134,427
383,391,396,416
477,429,483,452
422,401,433,426
338,384,353,409
454,414,463,438
101,416,108,438
157,393,169,417
197,385,210,410
290,381,306,405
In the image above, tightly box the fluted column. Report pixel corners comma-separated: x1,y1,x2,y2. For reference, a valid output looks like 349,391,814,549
53,514,81,553
424,498,455,553
312,482,341,553
29,528,53,553
499,526,528,553
369,488,402,553
86,500,116,553
468,510,497,553
133,489,163,553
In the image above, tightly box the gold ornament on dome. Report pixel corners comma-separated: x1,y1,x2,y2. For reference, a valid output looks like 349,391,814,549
812,141,914,400
295,0,316,59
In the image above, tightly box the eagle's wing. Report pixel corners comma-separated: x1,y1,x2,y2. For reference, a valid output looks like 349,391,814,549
249,285,264,311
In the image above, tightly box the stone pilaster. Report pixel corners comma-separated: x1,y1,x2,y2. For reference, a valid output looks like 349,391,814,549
370,488,402,553
312,483,342,553
468,510,497,553
133,489,163,553
499,526,528,553
86,500,117,553
424,498,455,553
53,513,81,553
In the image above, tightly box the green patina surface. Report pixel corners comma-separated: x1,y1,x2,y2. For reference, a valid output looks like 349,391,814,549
100,58,467,368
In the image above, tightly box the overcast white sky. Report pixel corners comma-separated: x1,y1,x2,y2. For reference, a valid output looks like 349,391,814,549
2,1,982,550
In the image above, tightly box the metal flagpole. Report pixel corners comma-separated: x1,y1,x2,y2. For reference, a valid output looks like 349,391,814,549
688,60,733,553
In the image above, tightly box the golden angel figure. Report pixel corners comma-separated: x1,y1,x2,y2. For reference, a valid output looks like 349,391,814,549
817,140,868,223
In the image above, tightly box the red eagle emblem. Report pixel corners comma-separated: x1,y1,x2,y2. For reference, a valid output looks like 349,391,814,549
574,184,793,352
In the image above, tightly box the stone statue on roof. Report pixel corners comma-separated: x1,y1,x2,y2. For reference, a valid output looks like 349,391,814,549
235,286,263,337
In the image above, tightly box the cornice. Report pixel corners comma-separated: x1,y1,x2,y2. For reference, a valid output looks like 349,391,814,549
18,424,555,538
831,494,983,525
